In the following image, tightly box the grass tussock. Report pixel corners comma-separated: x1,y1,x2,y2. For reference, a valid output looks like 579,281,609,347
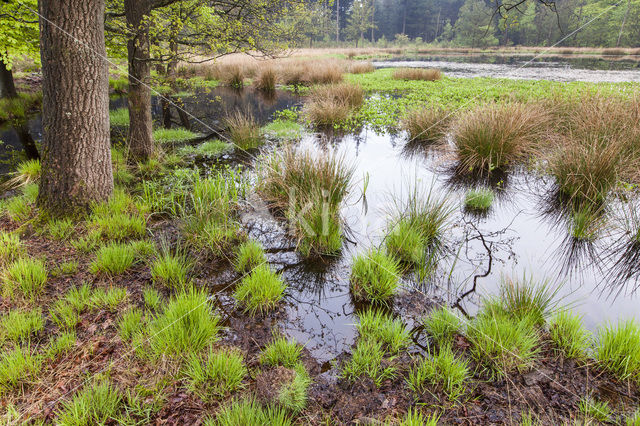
214,398,292,426
2,257,47,300
491,275,562,326
226,111,263,150
407,345,471,401
260,336,302,368
234,264,286,315
341,338,396,387
56,380,122,425
464,188,495,212
276,364,311,413
452,102,550,174
0,231,23,266
234,239,267,274
254,67,278,92
393,68,442,81
549,311,592,360
595,320,640,383
0,346,41,393
0,308,44,343
304,83,364,128
305,62,344,84
150,247,192,290
259,148,354,256
223,65,246,89
349,62,375,74
350,249,401,304
579,396,612,423
357,308,410,354
402,106,450,143
423,306,462,346
183,347,247,400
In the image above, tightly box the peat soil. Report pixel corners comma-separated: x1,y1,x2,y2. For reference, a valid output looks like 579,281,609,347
2,213,639,425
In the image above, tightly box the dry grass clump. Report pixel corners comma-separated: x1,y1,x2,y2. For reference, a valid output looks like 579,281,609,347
222,65,247,89
393,68,442,81
280,64,307,87
254,67,278,92
304,62,344,84
225,111,262,150
349,62,375,74
402,106,450,143
602,47,626,56
452,102,550,174
304,83,364,128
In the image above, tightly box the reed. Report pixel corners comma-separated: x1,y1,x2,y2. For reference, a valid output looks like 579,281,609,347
393,68,442,81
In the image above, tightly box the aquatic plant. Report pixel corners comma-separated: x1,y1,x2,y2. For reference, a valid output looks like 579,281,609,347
304,62,344,84
393,68,442,81
385,219,427,267
349,61,375,74
549,311,592,360
350,249,401,304
464,188,495,212
262,120,304,141
407,345,470,401
341,338,396,387
2,257,47,300
490,275,562,326
254,67,278,92
595,320,640,383
423,306,462,346
234,240,267,274
304,83,364,128
234,264,286,315
148,288,222,356
401,106,450,143
226,111,262,150
579,396,612,423
223,65,246,89
57,380,122,425
183,347,247,400
452,102,548,174
0,308,43,343
357,308,411,354
311,82,364,109
260,336,303,368
569,204,604,241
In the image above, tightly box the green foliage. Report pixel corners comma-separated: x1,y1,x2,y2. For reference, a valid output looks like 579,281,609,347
341,338,396,387
350,249,401,303
153,127,200,144
118,308,144,341
396,409,440,426
50,261,79,278
0,346,41,393
148,288,222,356
45,331,76,359
71,232,101,254
262,120,304,141
234,264,286,315
595,320,640,383
464,188,495,211
2,257,47,300
226,112,263,150
0,0,40,70
14,159,41,186
179,140,233,157
423,306,462,345
89,242,136,276
356,308,410,354
57,380,123,426
385,219,426,266
549,311,592,360
90,190,147,242
183,347,247,400
109,107,130,127
0,231,23,265
579,396,612,423
467,308,540,378
150,248,192,289
407,345,470,401
2,195,32,222
277,364,311,413
143,288,162,311
491,275,562,326
90,287,128,311
234,239,267,274
569,204,602,241
214,399,292,426
0,308,43,343
260,336,303,368
50,300,80,330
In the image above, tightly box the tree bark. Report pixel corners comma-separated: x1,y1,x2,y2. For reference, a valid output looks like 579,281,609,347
125,0,155,161
37,0,113,216
0,57,18,99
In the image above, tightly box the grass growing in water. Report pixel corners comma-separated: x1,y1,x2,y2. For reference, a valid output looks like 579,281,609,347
549,311,592,360
452,103,548,174
183,347,247,400
401,106,450,143
2,257,47,300
490,275,562,326
262,119,304,141
254,67,277,92
148,288,221,357
350,249,401,304
393,68,442,81
226,111,262,149
234,264,286,315
423,306,462,346
234,239,267,274
304,83,364,128
464,188,495,212
595,320,640,383
407,345,470,401
357,308,410,354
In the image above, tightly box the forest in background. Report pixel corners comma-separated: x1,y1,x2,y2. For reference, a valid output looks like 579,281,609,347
303,0,640,48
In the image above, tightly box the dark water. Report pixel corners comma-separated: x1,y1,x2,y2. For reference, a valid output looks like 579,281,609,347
374,54,640,82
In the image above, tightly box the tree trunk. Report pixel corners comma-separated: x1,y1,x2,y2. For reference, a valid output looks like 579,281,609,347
0,57,18,99
125,0,155,161
37,0,113,216
617,0,631,47
336,0,340,42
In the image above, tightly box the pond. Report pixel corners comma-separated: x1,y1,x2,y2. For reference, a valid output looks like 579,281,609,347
374,54,640,82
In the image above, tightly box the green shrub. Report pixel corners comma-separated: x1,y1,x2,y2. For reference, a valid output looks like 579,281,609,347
407,345,470,401
341,339,396,387
350,249,400,304
464,188,495,211
260,336,302,368
57,380,123,425
0,308,43,343
148,288,222,356
423,306,462,345
183,347,247,400
357,309,410,354
0,346,41,393
2,257,47,300
234,240,267,274
234,264,286,315
595,320,640,383
549,311,592,360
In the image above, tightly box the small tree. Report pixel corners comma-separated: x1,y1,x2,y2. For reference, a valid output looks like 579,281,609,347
454,0,498,47
346,0,375,47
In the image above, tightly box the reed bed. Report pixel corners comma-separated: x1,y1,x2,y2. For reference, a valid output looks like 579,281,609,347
392,68,442,81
